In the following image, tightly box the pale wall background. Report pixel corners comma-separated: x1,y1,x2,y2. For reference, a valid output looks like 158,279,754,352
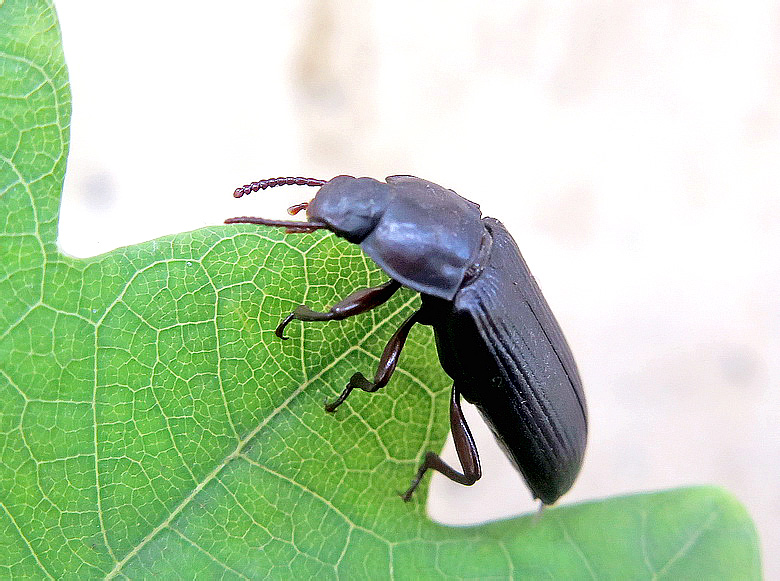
56,2,780,576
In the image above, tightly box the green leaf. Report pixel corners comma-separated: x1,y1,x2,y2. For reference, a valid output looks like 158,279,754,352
0,1,761,578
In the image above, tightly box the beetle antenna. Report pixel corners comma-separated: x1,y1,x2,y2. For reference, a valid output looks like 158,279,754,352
233,176,326,198
224,215,328,234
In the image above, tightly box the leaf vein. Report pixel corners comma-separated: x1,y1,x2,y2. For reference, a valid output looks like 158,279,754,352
104,294,416,577
654,510,719,579
553,514,597,580
168,527,250,580
0,501,55,579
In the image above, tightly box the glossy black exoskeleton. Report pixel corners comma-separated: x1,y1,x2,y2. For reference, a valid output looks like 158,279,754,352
226,175,587,505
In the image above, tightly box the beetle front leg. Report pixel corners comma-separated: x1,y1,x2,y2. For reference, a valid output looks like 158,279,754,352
324,309,422,412
401,384,482,501
276,279,402,339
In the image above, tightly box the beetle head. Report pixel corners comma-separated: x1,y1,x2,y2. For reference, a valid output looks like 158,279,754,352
306,176,390,243
225,175,390,239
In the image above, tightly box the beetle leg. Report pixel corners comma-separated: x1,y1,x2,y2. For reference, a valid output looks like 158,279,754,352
401,384,481,501
324,309,422,413
276,279,402,339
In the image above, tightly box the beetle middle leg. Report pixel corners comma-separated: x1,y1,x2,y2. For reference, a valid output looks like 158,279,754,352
324,309,422,412
276,279,402,339
401,384,481,501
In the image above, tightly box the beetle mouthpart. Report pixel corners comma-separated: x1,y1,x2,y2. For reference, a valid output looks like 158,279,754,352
286,202,309,216
224,216,328,234
232,177,326,198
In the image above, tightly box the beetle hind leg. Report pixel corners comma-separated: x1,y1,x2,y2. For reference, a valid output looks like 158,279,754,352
276,279,401,339
401,384,481,501
325,309,422,412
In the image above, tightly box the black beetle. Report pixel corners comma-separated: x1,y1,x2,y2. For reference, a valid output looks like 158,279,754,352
226,175,587,505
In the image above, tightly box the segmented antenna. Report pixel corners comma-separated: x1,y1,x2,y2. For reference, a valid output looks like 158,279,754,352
233,176,326,198
224,215,327,234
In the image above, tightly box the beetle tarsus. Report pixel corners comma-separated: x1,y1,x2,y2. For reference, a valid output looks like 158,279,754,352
323,372,378,412
324,381,355,413
323,310,420,413
401,385,481,500
274,281,402,340
344,372,373,391
275,304,336,339
275,312,296,340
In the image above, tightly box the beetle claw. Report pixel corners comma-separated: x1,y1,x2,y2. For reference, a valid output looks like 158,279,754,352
275,312,296,340
324,384,353,413
324,396,339,413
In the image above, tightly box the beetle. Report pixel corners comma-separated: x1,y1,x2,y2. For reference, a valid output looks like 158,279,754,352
225,175,587,505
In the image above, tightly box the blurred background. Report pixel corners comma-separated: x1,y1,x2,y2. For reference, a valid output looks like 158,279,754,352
56,1,779,575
